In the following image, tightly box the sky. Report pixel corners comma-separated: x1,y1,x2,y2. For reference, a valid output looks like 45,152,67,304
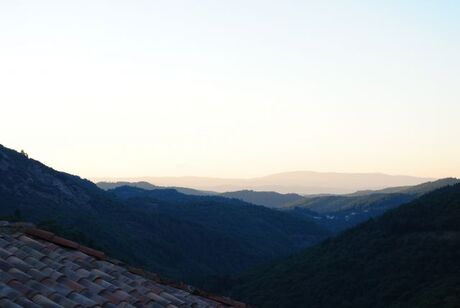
0,1,459,179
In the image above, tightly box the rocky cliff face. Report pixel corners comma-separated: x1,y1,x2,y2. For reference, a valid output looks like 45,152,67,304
0,144,111,218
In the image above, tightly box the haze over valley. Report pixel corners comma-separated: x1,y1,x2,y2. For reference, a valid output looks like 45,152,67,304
96,171,433,195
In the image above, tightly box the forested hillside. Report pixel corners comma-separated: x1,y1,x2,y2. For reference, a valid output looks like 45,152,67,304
231,184,460,308
287,178,459,232
0,144,327,289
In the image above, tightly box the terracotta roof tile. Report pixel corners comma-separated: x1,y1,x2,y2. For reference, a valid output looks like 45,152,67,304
0,298,22,308
78,245,106,260
67,291,99,306
49,236,80,250
8,268,32,284
25,228,54,241
0,247,12,259
32,293,62,307
0,259,12,271
0,222,246,307
7,279,37,298
48,292,80,307
12,296,42,308
128,266,145,276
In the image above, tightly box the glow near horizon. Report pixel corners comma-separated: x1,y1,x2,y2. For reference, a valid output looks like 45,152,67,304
0,1,459,179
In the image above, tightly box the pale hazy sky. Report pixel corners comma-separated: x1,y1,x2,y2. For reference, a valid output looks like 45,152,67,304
1,1,459,179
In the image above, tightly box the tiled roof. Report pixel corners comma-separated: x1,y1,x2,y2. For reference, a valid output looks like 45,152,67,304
0,222,246,308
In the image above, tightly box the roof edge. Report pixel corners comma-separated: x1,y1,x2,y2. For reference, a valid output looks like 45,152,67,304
0,221,247,307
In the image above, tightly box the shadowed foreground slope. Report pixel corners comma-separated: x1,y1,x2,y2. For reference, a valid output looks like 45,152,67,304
231,184,460,308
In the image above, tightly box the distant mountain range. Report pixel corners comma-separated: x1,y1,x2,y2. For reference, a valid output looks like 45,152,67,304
0,144,327,289
97,180,216,196
96,171,433,195
97,181,305,208
98,178,459,233
230,183,460,307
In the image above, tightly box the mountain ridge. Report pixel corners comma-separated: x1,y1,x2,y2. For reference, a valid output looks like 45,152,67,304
287,178,459,232
95,171,433,194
